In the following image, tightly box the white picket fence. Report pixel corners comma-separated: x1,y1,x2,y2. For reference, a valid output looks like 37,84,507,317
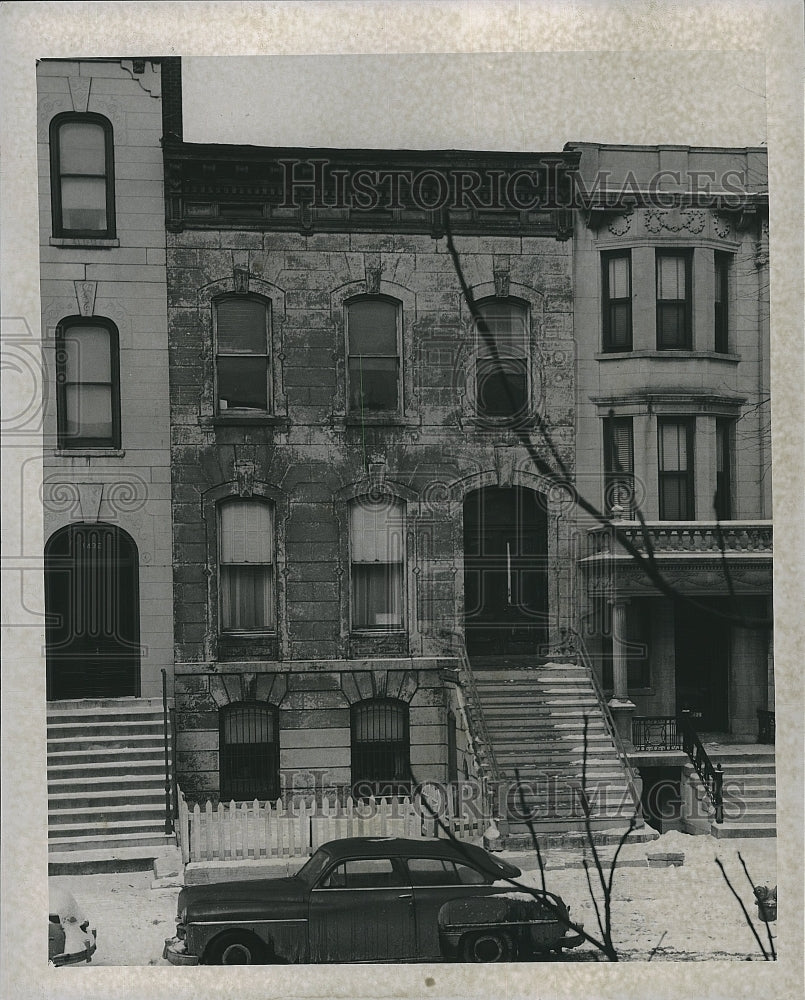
176,787,488,864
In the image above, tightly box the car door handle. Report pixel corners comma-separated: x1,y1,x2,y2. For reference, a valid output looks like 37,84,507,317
397,894,413,900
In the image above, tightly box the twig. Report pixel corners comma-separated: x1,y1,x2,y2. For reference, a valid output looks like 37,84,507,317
714,857,771,960
647,930,668,962
737,852,776,961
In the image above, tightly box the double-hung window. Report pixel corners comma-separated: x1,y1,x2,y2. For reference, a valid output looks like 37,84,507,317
602,251,632,351
56,318,120,449
50,114,115,239
215,296,271,412
218,499,275,632
656,251,693,349
658,418,695,519
350,497,405,631
347,297,400,413
603,417,634,515
474,299,529,419
714,251,731,353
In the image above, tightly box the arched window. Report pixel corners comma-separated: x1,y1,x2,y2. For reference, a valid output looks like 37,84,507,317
50,113,115,238
346,296,401,413
351,698,410,797
473,299,529,419
218,499,275,632
349,496,405,631
219,702,280,801
214,296,271,413
55,317,121,449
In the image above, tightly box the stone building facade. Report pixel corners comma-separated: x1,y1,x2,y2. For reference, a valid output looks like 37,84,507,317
38,58,176,701
569,142,773,743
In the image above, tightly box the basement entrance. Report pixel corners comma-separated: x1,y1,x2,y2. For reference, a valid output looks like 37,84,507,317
463,486,548,656
45,523,141,700
674,598,730,731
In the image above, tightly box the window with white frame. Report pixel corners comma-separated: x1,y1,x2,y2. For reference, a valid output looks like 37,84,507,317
214,296,271,412
473,299,529,419
347,297,401,413
218,499,275,631
350,497,405,631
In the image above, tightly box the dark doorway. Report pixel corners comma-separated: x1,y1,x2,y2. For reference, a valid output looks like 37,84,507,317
639,766,682,833
674,598,730,731
462,487,548,656
45,523,141,699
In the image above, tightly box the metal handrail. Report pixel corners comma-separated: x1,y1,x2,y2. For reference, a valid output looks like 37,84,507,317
161,668,174,835
566,628,643,815
447,632,502,785
678,711,724,823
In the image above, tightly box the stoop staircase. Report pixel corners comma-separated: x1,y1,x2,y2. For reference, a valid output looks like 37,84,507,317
710,748,776,838
469,658,654,847
47,699,177,871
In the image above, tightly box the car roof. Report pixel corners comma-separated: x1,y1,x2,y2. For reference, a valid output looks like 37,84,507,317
317,837,519,875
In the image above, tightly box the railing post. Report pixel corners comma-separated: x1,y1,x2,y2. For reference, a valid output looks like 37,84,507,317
714,763,724,824
161,668,174,835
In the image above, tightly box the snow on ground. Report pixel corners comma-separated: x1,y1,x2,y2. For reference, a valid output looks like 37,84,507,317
48,831,777,966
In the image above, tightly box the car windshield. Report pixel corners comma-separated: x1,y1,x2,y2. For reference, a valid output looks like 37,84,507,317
294,848,332,887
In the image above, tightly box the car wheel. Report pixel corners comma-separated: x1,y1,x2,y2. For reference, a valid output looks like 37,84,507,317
206,932,266,966
460,929,515,963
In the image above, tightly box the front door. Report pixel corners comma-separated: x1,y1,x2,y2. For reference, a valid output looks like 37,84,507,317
674,598,730,731
308,857,417,962
45,523,141,700
463,487,548,656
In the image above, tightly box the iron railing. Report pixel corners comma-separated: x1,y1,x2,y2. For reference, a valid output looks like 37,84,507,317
678,711,723,823
757,709,775,745
161,668,174,835
632,715,684,751
448,633,502,786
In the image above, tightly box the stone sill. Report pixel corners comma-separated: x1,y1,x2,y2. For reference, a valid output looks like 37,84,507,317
51,448,126,458
595,350,742,363
49,237,120,249
200,414,289,428
339,415,420,429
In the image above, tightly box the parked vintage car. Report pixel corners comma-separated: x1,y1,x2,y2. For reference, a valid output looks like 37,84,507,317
163,836,583,965
49,886,97,966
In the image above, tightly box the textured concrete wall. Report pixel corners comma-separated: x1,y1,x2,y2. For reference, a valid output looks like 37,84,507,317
38,61,172,698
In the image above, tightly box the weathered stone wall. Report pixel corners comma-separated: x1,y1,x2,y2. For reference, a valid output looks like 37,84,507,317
167,226,575,798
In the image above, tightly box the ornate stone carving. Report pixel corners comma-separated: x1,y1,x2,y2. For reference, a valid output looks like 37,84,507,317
75,483,104,522
368,461,387,494
713,213,731,239
74,280,97,317
365,255,382,294
755,219,769,269
233,267,250,293
607,212,632,237
234,461,255,496
120,59,162,97
645,208,706,235
68,76,90,113
493,256,510,298
494,446,515,488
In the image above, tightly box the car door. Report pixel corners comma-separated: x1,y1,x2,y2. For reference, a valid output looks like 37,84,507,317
406,857,492,959
307,856,417,962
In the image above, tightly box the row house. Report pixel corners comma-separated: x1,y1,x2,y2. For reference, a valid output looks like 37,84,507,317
38,58,179,864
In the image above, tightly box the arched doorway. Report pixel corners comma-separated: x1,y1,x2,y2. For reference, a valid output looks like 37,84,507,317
45,523,141,699
462,486,548,657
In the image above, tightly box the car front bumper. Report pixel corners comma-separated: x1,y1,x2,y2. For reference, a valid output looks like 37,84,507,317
163,936,199,966
51,937,97,967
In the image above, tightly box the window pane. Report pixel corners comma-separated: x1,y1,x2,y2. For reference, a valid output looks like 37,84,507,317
660,477,689,520
660,423,687,472
609,302,631,347
657,303,686,347
64,384,112,440
476,301,527,345
220,565,273,630
348,299,397,354
63,327,112,382
608,256,630,299
348,356,398,411
352,563,403,628
657,256,685,298
217,299,268,354
59,122,106,174
220,500,273,563
476,358,527,417
61,177,107,231
217,356,268,409
609,422,634,474
350,498,405,562
407,859,457,886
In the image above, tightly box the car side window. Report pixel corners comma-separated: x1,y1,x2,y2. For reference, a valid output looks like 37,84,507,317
454,862,488,885
318,858,405,889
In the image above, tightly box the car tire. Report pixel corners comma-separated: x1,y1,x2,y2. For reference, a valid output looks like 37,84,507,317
460,929,515,963
205,931,266,966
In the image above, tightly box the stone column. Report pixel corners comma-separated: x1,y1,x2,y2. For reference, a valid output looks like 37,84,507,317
608,595,636,749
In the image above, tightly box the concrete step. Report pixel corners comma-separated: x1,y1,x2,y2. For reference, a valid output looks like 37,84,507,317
47,747,166,766
49,803,167,826
47,719,168,738
49,818,170,838
47,734,165,754
48,761,167,780
48,831,176,853
711,821,776,839
49,788,166,809
47,705,168,724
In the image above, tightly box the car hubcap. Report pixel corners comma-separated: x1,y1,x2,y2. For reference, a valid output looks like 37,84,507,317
474,935,504,961
221,942,252,964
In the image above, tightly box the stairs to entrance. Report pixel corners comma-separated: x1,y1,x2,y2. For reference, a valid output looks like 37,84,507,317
471,659,654,846
710,748,776,838
47,699,177,871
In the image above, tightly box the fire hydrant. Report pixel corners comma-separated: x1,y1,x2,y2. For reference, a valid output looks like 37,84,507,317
753,884,777,922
